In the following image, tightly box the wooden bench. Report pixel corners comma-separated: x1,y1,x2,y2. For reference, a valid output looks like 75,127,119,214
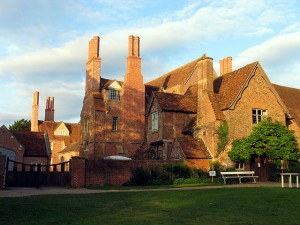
220,171,259,184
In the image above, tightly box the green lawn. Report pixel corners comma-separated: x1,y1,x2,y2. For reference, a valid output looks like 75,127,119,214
0,187,300,225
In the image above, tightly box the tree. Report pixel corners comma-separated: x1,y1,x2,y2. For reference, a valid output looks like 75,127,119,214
9,119,31,131
228,118,299,163
228,138,253,163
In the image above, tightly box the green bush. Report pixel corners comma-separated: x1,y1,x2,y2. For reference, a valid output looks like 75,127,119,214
129,166,151,185
268,163,281,182
127,163,217,186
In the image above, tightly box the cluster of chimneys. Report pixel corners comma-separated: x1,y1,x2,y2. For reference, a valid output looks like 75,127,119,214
31,91,55,132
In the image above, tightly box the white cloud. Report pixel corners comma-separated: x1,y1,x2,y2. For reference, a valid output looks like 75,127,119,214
1,0,300,127
234,30,300,87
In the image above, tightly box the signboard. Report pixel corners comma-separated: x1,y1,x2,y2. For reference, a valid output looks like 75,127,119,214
209,171,216,177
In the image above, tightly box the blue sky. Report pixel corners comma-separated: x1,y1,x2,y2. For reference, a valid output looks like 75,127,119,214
1,0,300,126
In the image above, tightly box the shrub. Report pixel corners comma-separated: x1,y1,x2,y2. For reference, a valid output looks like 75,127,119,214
127,163,217,186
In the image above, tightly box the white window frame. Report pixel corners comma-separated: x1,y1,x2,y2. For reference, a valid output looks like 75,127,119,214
58,130,65,136
235,162,245,171
107,89,121,101
112,117,118,131
152,112,158,132
252,109,268,124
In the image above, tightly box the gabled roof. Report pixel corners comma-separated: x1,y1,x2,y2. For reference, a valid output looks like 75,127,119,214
100,78,123,90
148,92,197,114
176,137,211,159
273,84,300,125
146,56,205,89
214,62,257,110
12,131,49,157
38,121,80,143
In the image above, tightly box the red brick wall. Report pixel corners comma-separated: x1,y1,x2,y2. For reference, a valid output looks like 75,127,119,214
71,157,179,187
0,126,24,163
23,157,49,165
0,155,6,190
224,68,286,142
70,157,86,188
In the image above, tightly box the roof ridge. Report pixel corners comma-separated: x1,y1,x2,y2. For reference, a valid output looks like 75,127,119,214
146,56,205,85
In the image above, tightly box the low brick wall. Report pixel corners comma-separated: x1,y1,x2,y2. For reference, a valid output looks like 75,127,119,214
71,157,178,188
0,155,6,190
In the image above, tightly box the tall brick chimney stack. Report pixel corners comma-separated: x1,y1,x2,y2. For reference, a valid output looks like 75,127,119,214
219,56,232,76
197,55,214,91
31,91,39,132
197,55,214,124
45,96,55,121
85,36,101,95
122,35,145,144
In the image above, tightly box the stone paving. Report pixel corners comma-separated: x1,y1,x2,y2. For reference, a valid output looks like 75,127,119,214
0,182,284,198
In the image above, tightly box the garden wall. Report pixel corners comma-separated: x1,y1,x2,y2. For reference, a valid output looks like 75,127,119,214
71,157,179,188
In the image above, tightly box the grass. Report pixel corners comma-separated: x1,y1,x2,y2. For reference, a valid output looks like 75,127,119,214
1,187,300,225
88,182,223,190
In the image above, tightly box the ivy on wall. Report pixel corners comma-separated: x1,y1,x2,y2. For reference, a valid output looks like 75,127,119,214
217,120,229,153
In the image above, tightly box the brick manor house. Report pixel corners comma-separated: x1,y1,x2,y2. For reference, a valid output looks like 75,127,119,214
80,35,300,173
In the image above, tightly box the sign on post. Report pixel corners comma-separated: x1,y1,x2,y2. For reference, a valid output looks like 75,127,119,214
209,171,216,183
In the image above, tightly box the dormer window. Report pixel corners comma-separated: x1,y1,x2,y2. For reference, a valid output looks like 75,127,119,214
252,109,268,124
58,130,66,136
107,89,121,101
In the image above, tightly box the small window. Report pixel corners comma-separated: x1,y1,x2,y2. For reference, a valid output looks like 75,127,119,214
152,112,158,132
235,162,245,170
107,89,121,101
85,118,90,133
252,109,267,124
84,140,89,150
58,130,66,136
112,117,118,131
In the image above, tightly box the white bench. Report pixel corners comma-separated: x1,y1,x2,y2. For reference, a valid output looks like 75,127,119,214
220,171,259,184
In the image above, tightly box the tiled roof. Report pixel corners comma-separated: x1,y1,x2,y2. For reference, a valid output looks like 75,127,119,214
177,137,211,159
273,84,300,125
207,91,225,120
59,141,80,154
146,56,205,89
12,131,49,157
214,62,257,110
38,121,81,144
155,92,197,113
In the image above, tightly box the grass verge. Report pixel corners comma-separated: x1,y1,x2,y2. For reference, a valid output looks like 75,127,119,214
0,187,299,225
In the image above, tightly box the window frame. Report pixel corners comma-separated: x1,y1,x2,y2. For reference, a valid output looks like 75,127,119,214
235,162,245,171
151,111,158,132
252,109,268,124
57,130,66,136
107,89,121,101
112,117,118,131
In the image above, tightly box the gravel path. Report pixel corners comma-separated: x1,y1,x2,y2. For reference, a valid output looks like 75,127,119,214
0,182,282,198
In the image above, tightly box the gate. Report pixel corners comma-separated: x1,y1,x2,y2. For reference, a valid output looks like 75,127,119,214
5,159,71,188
